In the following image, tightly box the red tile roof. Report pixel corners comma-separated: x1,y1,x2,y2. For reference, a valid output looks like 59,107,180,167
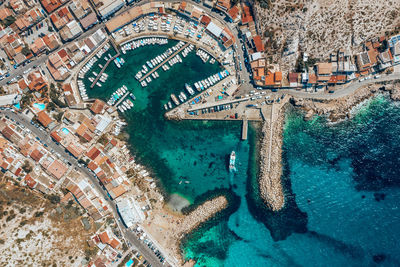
228,6,239,20
87,147,100,161
200,15,211,26
241,4,253,24
90,99,105,114
30,149,44,162
109,238,120,249
50,131,62,142
253,35,264,52
37,111,53,127
24,174,37,188
98,231,110,244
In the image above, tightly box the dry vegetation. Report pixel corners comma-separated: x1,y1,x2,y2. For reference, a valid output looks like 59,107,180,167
255,0,400,70
0,180,96,267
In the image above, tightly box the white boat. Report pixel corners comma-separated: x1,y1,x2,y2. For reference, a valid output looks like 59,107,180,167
229,151,236,172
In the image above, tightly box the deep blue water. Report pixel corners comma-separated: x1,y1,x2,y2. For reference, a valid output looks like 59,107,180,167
184,95,400,267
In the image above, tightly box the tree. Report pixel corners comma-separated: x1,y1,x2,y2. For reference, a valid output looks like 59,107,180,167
46,194,60,204
53,111,64,122
20,92,33,109
22,160,32,173
97,134,108,146
46,102,56,112
21,46,31,56
49,84,67,108
2,16,16,27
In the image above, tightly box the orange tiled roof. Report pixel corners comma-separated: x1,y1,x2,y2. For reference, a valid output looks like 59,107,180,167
98,231,110,244
37,111,53,127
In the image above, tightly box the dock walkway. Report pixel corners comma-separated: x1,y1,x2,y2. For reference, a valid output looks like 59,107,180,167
114,91,130,107
139,43,190,82
242,117,248,140
90,40,120,89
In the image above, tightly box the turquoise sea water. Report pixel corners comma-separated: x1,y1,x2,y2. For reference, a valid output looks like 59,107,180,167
86,41,400,266
185,95,400,266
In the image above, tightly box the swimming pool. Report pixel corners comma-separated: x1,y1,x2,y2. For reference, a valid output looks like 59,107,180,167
13,102,20,109
125,259,133,267
33,103,45,111
62,128,69,134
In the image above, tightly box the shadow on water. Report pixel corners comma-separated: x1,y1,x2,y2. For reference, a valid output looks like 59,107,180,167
306,231,364,259
245,122,308,241
180,188,241,262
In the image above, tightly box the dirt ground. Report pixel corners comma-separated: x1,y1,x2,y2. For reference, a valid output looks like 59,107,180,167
255,0,400,70
0,180,96,267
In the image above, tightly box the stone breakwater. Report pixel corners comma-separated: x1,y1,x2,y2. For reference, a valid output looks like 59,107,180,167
165,107,185,121
258,106,285,211
174,196,228,265
145,195,228,266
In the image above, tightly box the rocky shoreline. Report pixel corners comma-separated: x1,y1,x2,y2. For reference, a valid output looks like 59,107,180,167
290,83,397,122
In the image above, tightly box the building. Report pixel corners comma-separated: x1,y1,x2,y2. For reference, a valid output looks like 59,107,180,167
59,20,83,41
69,0,92,19
79,12,98,30
36,110,54,128
0,94,19,106
90,99,106,114
316,62,332,84
40,0,62,13
93,0,125,19
63,84,77,106
116,197,145,227
215,0,231,12
50,7,74,30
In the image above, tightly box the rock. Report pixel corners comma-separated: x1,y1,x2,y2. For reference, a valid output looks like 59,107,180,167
304,109,314,120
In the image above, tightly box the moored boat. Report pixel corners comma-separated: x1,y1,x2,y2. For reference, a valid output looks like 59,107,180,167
229,151,236,172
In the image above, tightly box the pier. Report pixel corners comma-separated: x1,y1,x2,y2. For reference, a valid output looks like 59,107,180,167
260,107,269,121
139,43,190,82
241,117,248,140
113,91,130,108
90,40,120,89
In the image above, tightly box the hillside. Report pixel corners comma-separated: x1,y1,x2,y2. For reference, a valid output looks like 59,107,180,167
255,0,400,70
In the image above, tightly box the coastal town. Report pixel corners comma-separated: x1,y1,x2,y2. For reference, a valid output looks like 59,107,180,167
0,0,400,266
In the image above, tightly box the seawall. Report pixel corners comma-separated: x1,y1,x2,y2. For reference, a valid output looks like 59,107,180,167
257,103,286,211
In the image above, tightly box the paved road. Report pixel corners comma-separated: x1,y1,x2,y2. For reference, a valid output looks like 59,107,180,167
0,110,164,267
275,72,400,100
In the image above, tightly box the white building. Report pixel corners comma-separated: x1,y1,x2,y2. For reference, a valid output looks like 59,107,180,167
116,197,145,228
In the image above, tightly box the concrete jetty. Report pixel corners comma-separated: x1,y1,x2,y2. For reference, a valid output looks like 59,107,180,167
114,91,130,107
139,43,190,82
241,117,248,140
187,97,250,112
90,40,120,89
